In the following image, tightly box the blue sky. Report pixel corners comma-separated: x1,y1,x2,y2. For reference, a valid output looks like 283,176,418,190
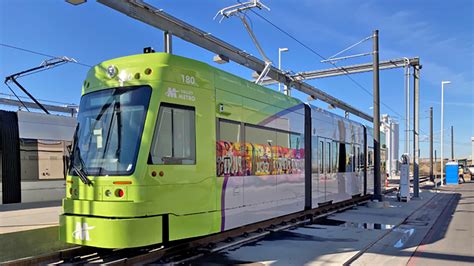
1,0,473,159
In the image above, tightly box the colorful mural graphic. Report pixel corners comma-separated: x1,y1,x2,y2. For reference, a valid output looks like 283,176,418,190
216,141,304,177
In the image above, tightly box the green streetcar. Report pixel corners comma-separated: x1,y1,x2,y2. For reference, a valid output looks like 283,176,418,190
60,52,383,248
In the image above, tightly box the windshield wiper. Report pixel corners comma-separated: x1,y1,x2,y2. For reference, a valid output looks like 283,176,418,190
72,163,92,186
70,124,93,186
73,146,93,186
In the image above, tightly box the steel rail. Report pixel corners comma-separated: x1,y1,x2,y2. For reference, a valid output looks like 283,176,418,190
106,194,374,265
3,246,97,266
96,0,372,122
6,191,402,265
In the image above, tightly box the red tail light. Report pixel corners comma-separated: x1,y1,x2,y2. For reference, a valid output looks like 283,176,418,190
116,189,124,197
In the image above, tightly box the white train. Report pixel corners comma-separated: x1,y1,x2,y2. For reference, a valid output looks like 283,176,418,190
0,111,76,204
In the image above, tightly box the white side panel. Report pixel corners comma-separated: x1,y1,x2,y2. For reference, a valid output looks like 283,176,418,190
327,173,351,203
276,173,305,214
357,171,364,194
367,169,375,194
17,111,76,141
20,180,65,203
344,172,360,196
222,176,243,209
223,174,278,231
325,173,344,203
243,175,277,206
311,174,325,206
221,175,275,230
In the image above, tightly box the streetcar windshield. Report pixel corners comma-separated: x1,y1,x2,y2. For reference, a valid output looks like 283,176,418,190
70,86,151,176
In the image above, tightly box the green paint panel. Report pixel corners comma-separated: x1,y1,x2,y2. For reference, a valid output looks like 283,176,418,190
63,52,303,248
60,214,162,248
168,211,220,241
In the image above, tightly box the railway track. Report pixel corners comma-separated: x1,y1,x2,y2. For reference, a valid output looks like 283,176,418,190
4,194,376,265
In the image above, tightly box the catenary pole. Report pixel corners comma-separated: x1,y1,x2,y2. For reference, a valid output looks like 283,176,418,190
429,107,434,182
405,63,410,158
164,31,172,53
413,65,420,198
451,126,454,160
373,30,382,201
434,150,438,189
440,81,450,186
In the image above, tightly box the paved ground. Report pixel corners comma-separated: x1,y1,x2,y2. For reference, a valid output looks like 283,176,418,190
406,184,474,266
195,182,473,265
0,200,61,234
0,200,68,262
1,180,471,264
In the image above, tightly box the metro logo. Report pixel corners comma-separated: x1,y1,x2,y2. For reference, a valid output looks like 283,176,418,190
166,87,196,101
72,222,95,241
166,87,178,98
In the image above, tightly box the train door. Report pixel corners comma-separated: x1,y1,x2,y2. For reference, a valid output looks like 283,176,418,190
148,97,217,240
242,124,278,224
311,135,321,205
216,119,244,210
324,140,331,201
354,144,362,195
367,147,375,194
317,137,331,203
316,139,324,204
326,141,339,203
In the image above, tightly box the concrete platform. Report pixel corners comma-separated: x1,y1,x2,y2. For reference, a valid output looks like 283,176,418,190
194,183,473,265
0,200,70,262
0,200,61,234
406,184,474,266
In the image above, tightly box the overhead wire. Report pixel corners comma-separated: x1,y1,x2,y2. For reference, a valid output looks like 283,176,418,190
242,4,430,136
0,43,93,68
246,8,404,118
1,43,87,110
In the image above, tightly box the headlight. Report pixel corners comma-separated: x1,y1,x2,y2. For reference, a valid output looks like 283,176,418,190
106,65,118,78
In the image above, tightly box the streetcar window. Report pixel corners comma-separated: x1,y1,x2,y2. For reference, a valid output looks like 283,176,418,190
346,143,353,172
311,136,318,173
318,140,324,174
290,134,301,150
71,86,152,176
150,104,196,165
219,120,240,143
353,146,358,172
338,143,346,173
217,120,242,176
245,125,277,147
332,141,339,173
326,142,331,174
276,131,290,148
356,146,363,171
244,125,277,175
368,148,374,167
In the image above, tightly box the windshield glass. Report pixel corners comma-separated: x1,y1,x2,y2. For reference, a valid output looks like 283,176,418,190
70,86,151,176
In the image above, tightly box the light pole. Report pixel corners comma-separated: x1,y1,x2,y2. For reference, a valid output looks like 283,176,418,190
278,47,289,93
440,80,451,186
